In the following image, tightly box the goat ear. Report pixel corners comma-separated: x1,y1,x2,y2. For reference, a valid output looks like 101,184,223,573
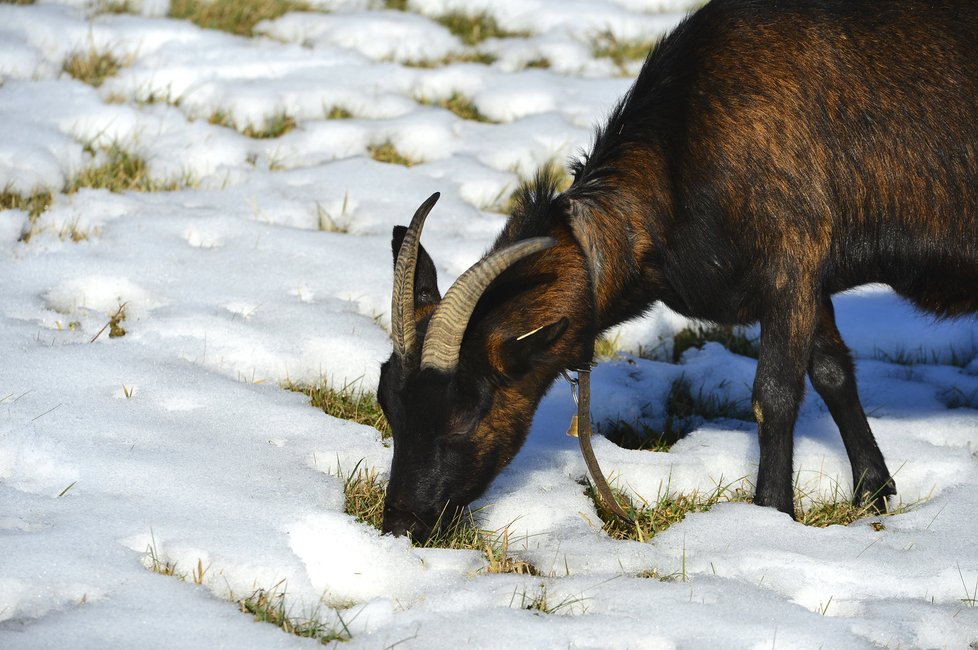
497,318,569,378
392,225,441,306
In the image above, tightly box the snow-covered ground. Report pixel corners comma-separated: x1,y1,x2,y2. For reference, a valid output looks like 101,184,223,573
2,1,977,648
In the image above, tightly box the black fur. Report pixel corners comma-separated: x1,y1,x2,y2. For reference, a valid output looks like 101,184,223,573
380,0,978,538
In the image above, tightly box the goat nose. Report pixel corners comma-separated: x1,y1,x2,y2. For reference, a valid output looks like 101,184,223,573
382,506,433,544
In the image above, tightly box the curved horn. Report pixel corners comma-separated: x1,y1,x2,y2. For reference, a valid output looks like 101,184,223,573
391,192,440,365
420,237,557,372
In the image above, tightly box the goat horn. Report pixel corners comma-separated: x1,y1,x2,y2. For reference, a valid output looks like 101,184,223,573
391,192,440,365
420,237,556,372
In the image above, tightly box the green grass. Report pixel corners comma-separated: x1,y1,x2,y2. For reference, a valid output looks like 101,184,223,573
940,387,978,410
510,583,582,614
598,375,751,451
875,343,978,368
591,30,655,76
383,0,408,9
284,380,391,438
368,141,420,167
341,463,536,573
325,105,354,120
585,472,918,544
1,187,53,222
403,51,497,68
244,112,297,139
793,475,917,528
68,144,189,194
238,582,351,643
168,0,313,37
315,194,351,233
93,0,138,14
8,144,191,243
593,332,622,361
665,375,753,422
596,418,681,452
670,324,759,362
523,57,551,69
62,48,125,88
584,479,752,542
435,11,528,46
416,92,493,122
208,110,297,139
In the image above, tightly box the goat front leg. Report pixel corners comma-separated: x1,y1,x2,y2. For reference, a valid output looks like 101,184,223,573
752,291,818,517
808,297,895,511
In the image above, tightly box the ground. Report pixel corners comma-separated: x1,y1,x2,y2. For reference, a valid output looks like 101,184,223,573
1,1,977,648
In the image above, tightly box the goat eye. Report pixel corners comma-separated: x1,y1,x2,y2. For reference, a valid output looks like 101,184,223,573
447,411,478,436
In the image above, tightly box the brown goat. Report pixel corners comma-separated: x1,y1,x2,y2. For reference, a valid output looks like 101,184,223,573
378,0,978,542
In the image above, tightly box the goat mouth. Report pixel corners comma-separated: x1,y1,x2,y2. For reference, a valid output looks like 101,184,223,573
381,505,435,543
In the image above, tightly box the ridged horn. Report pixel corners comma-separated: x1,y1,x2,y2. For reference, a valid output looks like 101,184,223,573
420,237,557,372
391,192,440,365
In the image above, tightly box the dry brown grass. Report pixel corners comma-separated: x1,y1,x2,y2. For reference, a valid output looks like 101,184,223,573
63,48,126,88
68,144,189,194
169,0,312,37
284,380,390,438
416,92,493,122
368,141,420,167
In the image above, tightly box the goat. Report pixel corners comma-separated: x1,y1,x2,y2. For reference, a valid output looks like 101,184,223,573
377,0,978,542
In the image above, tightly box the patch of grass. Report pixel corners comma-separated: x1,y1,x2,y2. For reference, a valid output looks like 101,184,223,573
1,187,53,222
510,583,582,615
523,57,551,69
243,112,297,139
435,11,528,46
416,91,492,122
62,47,125,88
670,324,759,362
340,464,537,573
1,0,38,5
316,193,351,233
238,581,352,643
383,0,408,9
939,387,978,410
207,109,236,130
342,463,386,529
875,343,978,368
481,527,537,575
144,529,350,642
93,0,138,14
666,375,753,422
325,105,354,120
209,110,297,139
284,379,390,438
591,30,655,76
794,476,917,528
168,0,313,37
602,375,751,450
586,472,918,542
584,478,751,542
593,332,622,361
145,531,179,577
368,141,420,167
90,302,128,342
403,51,497,68
596,418,681,452
68,144,189,194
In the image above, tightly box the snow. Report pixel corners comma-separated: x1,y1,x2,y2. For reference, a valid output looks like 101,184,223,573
1,1,977,648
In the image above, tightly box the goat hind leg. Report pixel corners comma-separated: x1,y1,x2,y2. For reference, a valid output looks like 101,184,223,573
808,298,895,511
